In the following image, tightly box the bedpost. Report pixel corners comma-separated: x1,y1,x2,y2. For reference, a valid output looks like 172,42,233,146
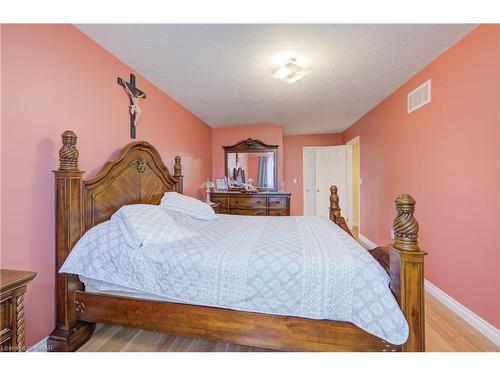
329,185,341,223
48,131,94,351
173,155,183,194
388,194,426,352
329,185,354,237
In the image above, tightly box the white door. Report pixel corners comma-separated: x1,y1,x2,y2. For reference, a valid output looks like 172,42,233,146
303,148,316,215
314,146,347,219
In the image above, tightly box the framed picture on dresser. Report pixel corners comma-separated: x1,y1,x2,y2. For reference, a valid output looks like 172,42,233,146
215,178,228,191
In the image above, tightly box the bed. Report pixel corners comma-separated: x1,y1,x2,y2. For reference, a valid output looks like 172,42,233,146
48,130,426,352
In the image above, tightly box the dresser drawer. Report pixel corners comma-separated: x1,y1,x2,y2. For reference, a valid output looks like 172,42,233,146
211,195,228,207
0,297,12,336
230,208,267,216
268,209,287,216
212,192,291,216
267,197,287,209
229,196,267,209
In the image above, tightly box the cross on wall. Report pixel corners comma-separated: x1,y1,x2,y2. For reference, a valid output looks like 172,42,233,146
117,73,147,139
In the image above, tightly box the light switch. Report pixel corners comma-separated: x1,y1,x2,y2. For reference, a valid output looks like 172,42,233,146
359,178,363,185
292,178,297,184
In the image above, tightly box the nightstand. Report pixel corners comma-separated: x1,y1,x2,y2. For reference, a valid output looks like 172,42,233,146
210,202,221,213
0,269,37,351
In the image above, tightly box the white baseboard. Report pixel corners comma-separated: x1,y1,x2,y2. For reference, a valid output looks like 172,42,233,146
425,280,499,347
358,233,378,249
358,233,499,347
27,336,49,352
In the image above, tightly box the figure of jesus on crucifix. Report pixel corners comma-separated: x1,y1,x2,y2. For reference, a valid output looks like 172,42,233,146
117,74,147,139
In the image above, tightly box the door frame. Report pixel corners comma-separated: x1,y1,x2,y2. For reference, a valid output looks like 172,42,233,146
303,145,348,218
302,146,317,216
345,136,361,233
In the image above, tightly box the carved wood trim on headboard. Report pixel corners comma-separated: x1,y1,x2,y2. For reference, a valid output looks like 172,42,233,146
82,141,183,230
48,130,183,351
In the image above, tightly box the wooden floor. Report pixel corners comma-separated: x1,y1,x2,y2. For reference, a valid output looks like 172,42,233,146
78,324,276,352
78,226,498,352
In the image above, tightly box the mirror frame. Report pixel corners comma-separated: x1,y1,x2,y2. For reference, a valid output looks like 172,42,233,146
223,138,279,191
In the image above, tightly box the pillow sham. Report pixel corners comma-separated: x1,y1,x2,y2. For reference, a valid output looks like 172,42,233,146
160,192,216,221
111,204,199,249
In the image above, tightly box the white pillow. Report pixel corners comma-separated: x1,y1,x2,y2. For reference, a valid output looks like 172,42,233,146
111,204,199,249
160,192,216,221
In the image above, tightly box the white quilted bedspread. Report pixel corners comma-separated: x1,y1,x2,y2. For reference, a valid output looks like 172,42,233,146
60,213,408,345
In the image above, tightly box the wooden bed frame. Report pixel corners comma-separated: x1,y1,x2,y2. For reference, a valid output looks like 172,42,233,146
48,131,426,352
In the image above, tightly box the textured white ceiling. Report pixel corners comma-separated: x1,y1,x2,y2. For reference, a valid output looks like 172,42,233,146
76,24,474,135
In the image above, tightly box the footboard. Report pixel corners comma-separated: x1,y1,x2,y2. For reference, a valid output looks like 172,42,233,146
329,186,427,351
73,291,399,352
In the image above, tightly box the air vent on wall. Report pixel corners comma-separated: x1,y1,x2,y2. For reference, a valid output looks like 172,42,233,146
407,79,431,113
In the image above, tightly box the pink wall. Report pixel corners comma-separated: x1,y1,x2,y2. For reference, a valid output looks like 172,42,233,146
211,124,284,183
342,25,500,329
0,24,3,258
1,24,212,346
283,134,343,215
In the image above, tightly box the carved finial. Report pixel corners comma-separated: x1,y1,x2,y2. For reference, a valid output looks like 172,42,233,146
59,130,79,171
330,185,339,209
392,194,420,252
329,185,341,223
174,155,182,177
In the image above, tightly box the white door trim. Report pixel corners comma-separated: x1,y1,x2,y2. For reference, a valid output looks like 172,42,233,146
345,144,353,229
345,136,360,232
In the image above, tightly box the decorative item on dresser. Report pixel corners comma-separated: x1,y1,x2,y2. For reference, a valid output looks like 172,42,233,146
0,269,37,352
200,178,215,203
49,130,426,352
211,191,291,216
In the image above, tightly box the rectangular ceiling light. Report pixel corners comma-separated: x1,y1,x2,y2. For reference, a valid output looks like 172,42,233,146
271,58,311,84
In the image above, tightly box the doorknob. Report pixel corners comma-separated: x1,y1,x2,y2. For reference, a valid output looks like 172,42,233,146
316,189,320,192
306,189,310,192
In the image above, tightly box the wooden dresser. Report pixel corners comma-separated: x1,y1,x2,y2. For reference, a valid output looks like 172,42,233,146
211,191,291,216
0,269,37,352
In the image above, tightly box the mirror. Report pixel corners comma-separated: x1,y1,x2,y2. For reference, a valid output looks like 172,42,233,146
224,138,278,191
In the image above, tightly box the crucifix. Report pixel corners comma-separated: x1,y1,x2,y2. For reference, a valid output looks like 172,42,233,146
117,73,147,139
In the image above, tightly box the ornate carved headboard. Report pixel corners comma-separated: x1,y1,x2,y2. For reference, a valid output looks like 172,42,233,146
52,130,184,342
82,140,183,230
56,130,184,234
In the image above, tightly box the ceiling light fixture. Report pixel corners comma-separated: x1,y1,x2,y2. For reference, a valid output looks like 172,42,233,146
271,58,311,84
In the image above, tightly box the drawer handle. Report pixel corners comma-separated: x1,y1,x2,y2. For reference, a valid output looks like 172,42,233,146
256,211,264,216
270,201,280,206
256,200,262,204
